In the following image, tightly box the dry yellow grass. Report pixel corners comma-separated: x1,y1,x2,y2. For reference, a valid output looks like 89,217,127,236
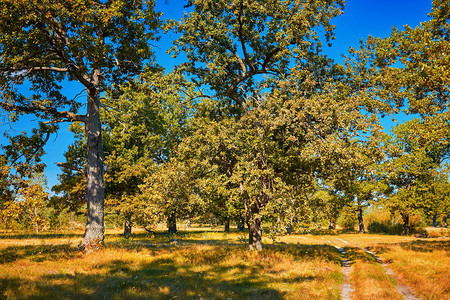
346,247,402,300
371,239,450,300
0,229,342,299
0,229,448,299
321,233,450,300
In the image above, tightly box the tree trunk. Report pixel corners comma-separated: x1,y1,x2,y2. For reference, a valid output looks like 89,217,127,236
432,213,438,227
248,216,262,251
80,89,105,251
186,217,191,228
328,218,336,230
123,215,132,238
358,206,365,233
167,213,177,234
34,206,39,234
224,218,230,233
401,213,410,235
237,218,245,231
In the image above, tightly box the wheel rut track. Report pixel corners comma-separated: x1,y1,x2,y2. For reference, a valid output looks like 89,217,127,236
329,237,420,300
321,237,353,300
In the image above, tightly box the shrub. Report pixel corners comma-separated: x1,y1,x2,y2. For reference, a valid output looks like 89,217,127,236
337,206,357,231
367,221,403,235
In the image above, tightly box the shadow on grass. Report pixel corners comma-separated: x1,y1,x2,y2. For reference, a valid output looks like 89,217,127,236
0,243,81,264
0,241,342,299
0,232,82,240
345,247,378,264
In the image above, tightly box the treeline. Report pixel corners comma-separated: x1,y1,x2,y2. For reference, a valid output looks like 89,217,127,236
0,0,449,250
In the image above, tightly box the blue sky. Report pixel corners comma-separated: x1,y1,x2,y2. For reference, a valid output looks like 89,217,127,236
1,0,433,190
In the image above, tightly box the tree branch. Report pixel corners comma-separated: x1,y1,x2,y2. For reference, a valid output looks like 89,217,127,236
0,101,86,123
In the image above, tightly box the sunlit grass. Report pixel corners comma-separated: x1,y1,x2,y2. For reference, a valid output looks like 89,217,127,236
0,229,448,299
371,240,450,299
346,247,402,300
0,229,342,299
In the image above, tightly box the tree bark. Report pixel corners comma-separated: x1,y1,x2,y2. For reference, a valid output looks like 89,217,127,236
328,218,336,230
224,217,230,233
167,213,177,234
248,216,262,251
401,213,410,235
357,206,365,233
237,217,245,231
80,89,105,251
124,215,132,238
34,206,39,234
432,213,438,227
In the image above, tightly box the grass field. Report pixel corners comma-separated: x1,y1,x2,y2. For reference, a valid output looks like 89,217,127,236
0,227,448,299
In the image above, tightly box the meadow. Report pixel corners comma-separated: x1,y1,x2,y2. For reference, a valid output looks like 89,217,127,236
0,227,448,299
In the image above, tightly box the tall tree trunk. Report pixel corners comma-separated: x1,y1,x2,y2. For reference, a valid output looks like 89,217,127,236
123,215,132,238
80,89,105,251
224,217,230,233
248,216,262,251
167,213,177,234
357,205,365,233
401,213,410,235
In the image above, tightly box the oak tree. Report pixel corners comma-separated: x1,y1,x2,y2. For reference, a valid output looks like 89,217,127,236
0,0,159,250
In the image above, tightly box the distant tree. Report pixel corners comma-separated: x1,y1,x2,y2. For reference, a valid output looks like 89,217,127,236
102,71,196,236
16,173,49,234
0,0,159,250
52,71,196,236
383,120,444,235
0,155,16,231
424,166,450,227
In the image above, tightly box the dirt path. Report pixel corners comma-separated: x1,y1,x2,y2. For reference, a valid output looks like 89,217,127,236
333,237,420,300
321,237,353,300
362,247,420,300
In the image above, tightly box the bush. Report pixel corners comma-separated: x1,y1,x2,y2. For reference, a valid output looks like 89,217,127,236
367,221,403,235
337,207,357,231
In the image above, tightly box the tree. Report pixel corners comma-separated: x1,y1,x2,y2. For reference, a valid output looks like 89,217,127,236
102,71,196,236
345,0,450,235
171,0,347,250
383,120,443,235
347,0,450,159
0,0,159,250
337,143,386,233
16,173,49,234
52,71,196,236
140,159,201,234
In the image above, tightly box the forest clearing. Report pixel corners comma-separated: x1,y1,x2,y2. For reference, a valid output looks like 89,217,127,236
1,227,449,299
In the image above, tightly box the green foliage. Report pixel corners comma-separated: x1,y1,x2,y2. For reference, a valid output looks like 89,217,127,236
337,206,357,230
347,1,450,232
52,70,198,232
170,0,345,108
168,0,390,249
367,221,403,235
0,0,161,247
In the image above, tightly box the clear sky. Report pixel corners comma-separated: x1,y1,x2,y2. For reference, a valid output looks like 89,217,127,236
2,0,433,191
